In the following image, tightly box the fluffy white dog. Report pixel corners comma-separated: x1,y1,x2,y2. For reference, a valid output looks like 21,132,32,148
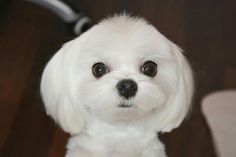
41,14,193,157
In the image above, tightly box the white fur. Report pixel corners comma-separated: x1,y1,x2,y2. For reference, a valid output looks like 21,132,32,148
41,14,194,157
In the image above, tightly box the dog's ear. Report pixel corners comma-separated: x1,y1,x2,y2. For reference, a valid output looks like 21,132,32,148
159,43,194,132
41,41,87,135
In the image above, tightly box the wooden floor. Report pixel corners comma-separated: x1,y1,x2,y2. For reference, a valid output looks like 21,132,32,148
0,0,236,157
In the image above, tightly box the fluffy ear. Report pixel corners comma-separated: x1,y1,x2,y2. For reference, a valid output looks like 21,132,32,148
40,41,87,135
159,43,194,132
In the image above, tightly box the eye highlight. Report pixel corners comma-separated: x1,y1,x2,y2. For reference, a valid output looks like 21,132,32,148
140,61,157,77
92,62,110,78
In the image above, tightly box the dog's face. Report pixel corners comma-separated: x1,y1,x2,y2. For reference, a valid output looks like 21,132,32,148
74,19,172,122
41,15,193,134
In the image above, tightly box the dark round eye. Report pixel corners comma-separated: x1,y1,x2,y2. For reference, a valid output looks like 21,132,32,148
140,61,157,77
92,62,109,78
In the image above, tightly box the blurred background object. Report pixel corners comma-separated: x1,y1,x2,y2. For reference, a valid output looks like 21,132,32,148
0,0,236,157
202,90,236,157
25,0,92,35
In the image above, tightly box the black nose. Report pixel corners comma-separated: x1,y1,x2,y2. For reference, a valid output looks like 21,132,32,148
116,79,138,99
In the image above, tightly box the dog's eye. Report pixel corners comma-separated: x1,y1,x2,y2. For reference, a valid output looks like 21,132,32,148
92,62,109,78
140,61,157,77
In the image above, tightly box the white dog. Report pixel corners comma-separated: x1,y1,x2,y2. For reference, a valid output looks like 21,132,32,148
41,14,193,157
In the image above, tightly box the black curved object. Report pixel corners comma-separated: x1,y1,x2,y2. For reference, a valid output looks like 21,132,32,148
25,0,92,35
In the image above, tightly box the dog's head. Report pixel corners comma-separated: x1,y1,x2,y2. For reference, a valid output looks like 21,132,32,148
41,15,193,135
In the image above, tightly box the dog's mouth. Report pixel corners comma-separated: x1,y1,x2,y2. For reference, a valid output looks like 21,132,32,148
118,103,133,108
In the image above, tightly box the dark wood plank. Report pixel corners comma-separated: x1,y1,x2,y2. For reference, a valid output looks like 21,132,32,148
224,67,236,89
48,127,69,157
0,1,41,153
0,1,70,157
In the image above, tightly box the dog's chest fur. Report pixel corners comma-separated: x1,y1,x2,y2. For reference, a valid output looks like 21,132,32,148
66,119,166,157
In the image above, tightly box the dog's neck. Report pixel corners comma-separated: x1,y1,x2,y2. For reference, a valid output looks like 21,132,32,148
79,117,158,147
68,118,166,157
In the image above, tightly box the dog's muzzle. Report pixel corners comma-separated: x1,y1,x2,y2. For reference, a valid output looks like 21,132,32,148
116,79,138,99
